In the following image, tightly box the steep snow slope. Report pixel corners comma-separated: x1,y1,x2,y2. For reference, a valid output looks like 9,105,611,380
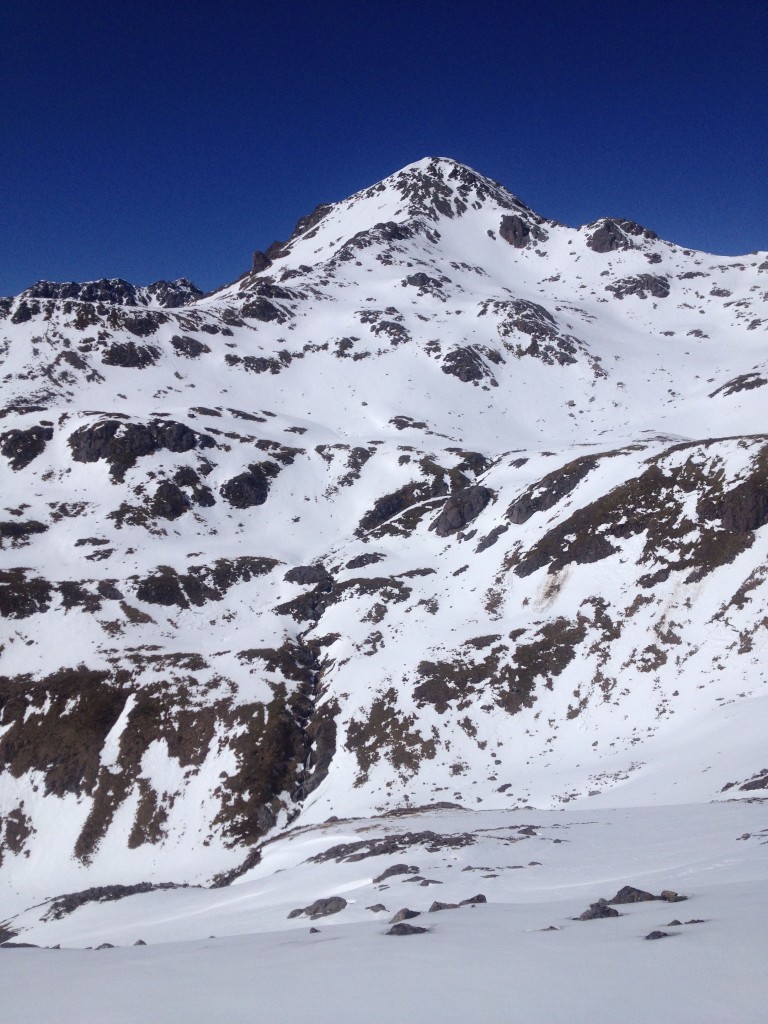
1,157,767,908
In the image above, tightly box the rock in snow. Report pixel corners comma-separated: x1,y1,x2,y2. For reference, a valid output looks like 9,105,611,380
387,922,429,936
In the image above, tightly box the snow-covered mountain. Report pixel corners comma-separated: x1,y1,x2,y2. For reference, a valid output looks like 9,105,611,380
1,156,767,913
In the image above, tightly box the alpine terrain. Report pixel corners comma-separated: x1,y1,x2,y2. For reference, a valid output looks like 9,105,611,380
1,158,766,1023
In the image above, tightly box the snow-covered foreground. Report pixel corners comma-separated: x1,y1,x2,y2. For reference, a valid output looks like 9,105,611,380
2,799,765,1023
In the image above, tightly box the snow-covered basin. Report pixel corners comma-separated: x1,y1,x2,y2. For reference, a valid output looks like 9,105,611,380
2,799,765,1023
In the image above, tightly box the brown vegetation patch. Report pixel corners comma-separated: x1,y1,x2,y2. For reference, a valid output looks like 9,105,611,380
507,453,602,524
135,556,278,609
513,441,768,584
346,688,437,784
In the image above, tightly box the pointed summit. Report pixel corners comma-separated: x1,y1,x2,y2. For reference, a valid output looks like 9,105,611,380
387,156,533,221
238,157,550,289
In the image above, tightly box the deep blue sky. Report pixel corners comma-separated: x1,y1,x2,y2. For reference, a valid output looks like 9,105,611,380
2,0,766,295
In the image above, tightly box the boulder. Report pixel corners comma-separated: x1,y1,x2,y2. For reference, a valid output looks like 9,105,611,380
576,899,619,921
387,922,428,936
220,462,279,508
389,908,420,924
609,885,657,904
305,896,347,920
431,486,493,537
660,890,687,903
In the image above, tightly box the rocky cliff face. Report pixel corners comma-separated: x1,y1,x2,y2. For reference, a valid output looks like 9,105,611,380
1,157,767,899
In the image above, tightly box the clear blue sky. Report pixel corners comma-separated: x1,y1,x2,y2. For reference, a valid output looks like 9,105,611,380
2,0,766,295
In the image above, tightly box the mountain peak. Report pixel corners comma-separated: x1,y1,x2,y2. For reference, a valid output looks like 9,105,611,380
240,158,543,281
383,156,533,222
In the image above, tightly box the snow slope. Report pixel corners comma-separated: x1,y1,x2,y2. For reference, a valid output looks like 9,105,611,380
2,801,766,1023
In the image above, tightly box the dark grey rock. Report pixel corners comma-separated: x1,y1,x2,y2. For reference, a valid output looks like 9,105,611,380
660,890,687,903
0,424,54,470
345,552,385,570
241,297,288,323
0,568,53,618
576,899,619,921
102,341,160,367
428,900,460,913
402,272,445,294
171,334,210,359
721,477,768,535
609,885,657,904
144,279,203,308
389,908,421,924
431,486,493,537
587,219,629,253
459,894,487,906
284,565,333,586
44,882,185,921
151,481,190,520
251,251,273,273
441,346,491,384
220,462,279,509
606,274,670,300
499,214,547,248
387,922,428,936
373,863,419,883
586,218,657,253
644,930,671,940
304,896,347,920
10,300,36,323
68,418,211,482
475,524,509,552
21,277,201,308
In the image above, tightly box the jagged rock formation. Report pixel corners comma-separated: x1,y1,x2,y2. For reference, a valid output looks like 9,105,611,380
16,278,203,308
0,156,767,900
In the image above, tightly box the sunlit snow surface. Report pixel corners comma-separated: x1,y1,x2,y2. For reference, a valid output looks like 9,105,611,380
3,801,767,1024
